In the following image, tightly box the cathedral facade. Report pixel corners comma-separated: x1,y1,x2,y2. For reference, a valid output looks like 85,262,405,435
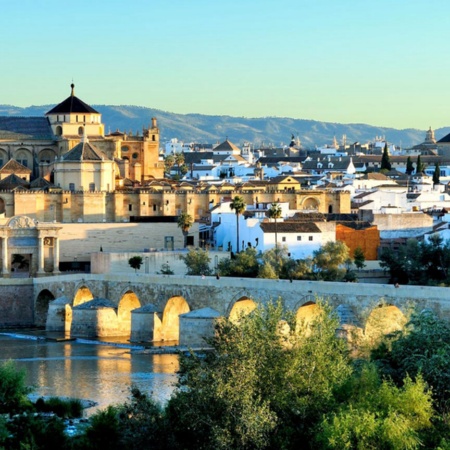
0,84,164,187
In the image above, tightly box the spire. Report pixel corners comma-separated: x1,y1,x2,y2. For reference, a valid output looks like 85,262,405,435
71,83,75,97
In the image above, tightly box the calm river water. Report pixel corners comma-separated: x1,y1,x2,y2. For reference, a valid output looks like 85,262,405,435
0,333,179,416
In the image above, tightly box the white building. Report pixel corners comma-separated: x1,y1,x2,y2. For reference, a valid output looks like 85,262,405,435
164,138,192,155
211,201,335,258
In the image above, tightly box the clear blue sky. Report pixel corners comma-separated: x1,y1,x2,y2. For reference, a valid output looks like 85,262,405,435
1,0,448,130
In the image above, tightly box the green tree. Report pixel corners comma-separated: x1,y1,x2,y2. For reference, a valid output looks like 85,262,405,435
268,202,282,250
261,245,290,278
406,156,414,175
117,387,167,450
312,241,350,281
175,153,185,177
177,211,194,248
372,310,450,415
217,247,260,278
180,164,189,177
257,261,278,279
416,154,425,174
433,162,441,185
380,143,392,171
317,364,433,450
180,248,212,276
166,300,352,449
164,154,174,177
353,246,366,270
230,195,246,253
0,360,32,415
128,256,143,274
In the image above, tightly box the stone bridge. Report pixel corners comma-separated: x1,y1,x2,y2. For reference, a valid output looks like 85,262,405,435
3,274,450,346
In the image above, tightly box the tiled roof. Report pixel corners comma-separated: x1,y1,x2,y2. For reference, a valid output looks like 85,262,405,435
62,140,108,161
0,117,54,140
260,221,322,233
0,159,31,174
0,173,29,189
257,156,305,164
46,85,99,115
360,172,389,180
214,139,240,152
30,177,53,189
290,212,327,222
437,132,450,143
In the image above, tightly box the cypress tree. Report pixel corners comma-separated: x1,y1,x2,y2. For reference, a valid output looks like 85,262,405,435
406,156,414,175
380,143,392,171
433,162,440,185
416,155,425,174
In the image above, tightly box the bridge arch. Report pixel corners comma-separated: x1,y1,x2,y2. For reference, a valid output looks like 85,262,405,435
35,289,56,327
117,290,141,335
73,285,94,307
364,303,407,344
160,296,190,342
228,295,257,323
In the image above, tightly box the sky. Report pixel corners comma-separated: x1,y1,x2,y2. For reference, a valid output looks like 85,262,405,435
0,0,449,130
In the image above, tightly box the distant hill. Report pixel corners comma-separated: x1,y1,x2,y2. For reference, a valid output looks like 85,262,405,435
0,104,448,148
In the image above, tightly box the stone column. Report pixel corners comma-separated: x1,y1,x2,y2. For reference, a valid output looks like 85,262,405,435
53,237,60,274
2,237,9,277
37,237,45,275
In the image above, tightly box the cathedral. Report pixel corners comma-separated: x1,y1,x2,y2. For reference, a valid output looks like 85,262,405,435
0,83,164,190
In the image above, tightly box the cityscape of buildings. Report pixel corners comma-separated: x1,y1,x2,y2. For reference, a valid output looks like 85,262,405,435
1,85,450,276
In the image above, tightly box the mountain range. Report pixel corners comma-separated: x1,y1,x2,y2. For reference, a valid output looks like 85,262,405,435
0,104,448,149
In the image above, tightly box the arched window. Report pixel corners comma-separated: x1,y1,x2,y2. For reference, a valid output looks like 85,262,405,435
78,126,84,136
55,126,62,136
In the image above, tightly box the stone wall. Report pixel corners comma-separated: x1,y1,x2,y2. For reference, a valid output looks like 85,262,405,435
0,279,34,327
57,222,200,263
91,250,230,276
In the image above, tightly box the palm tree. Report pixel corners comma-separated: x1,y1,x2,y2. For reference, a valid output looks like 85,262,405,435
230,196,246,253
177,211,194,248
268,203,282,250
175,153,185,177
164,154,175,177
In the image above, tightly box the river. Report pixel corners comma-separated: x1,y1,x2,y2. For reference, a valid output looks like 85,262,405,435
0,332,179,416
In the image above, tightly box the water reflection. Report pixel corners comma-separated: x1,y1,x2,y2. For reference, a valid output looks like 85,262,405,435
0,335,179,415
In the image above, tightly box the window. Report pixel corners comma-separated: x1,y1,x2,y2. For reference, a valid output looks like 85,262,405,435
309,236,313,241
69,183,75,192
132,152,139,159
297,236,301,241
282,237,286,242
153,205,157,211
165,236,174,250
128,204,132,211
121,146,129,152
78,126,84,136
89,183,95,192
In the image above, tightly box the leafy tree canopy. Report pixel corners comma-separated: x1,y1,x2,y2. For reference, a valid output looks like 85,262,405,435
128,256,143,274
180,248,212,276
